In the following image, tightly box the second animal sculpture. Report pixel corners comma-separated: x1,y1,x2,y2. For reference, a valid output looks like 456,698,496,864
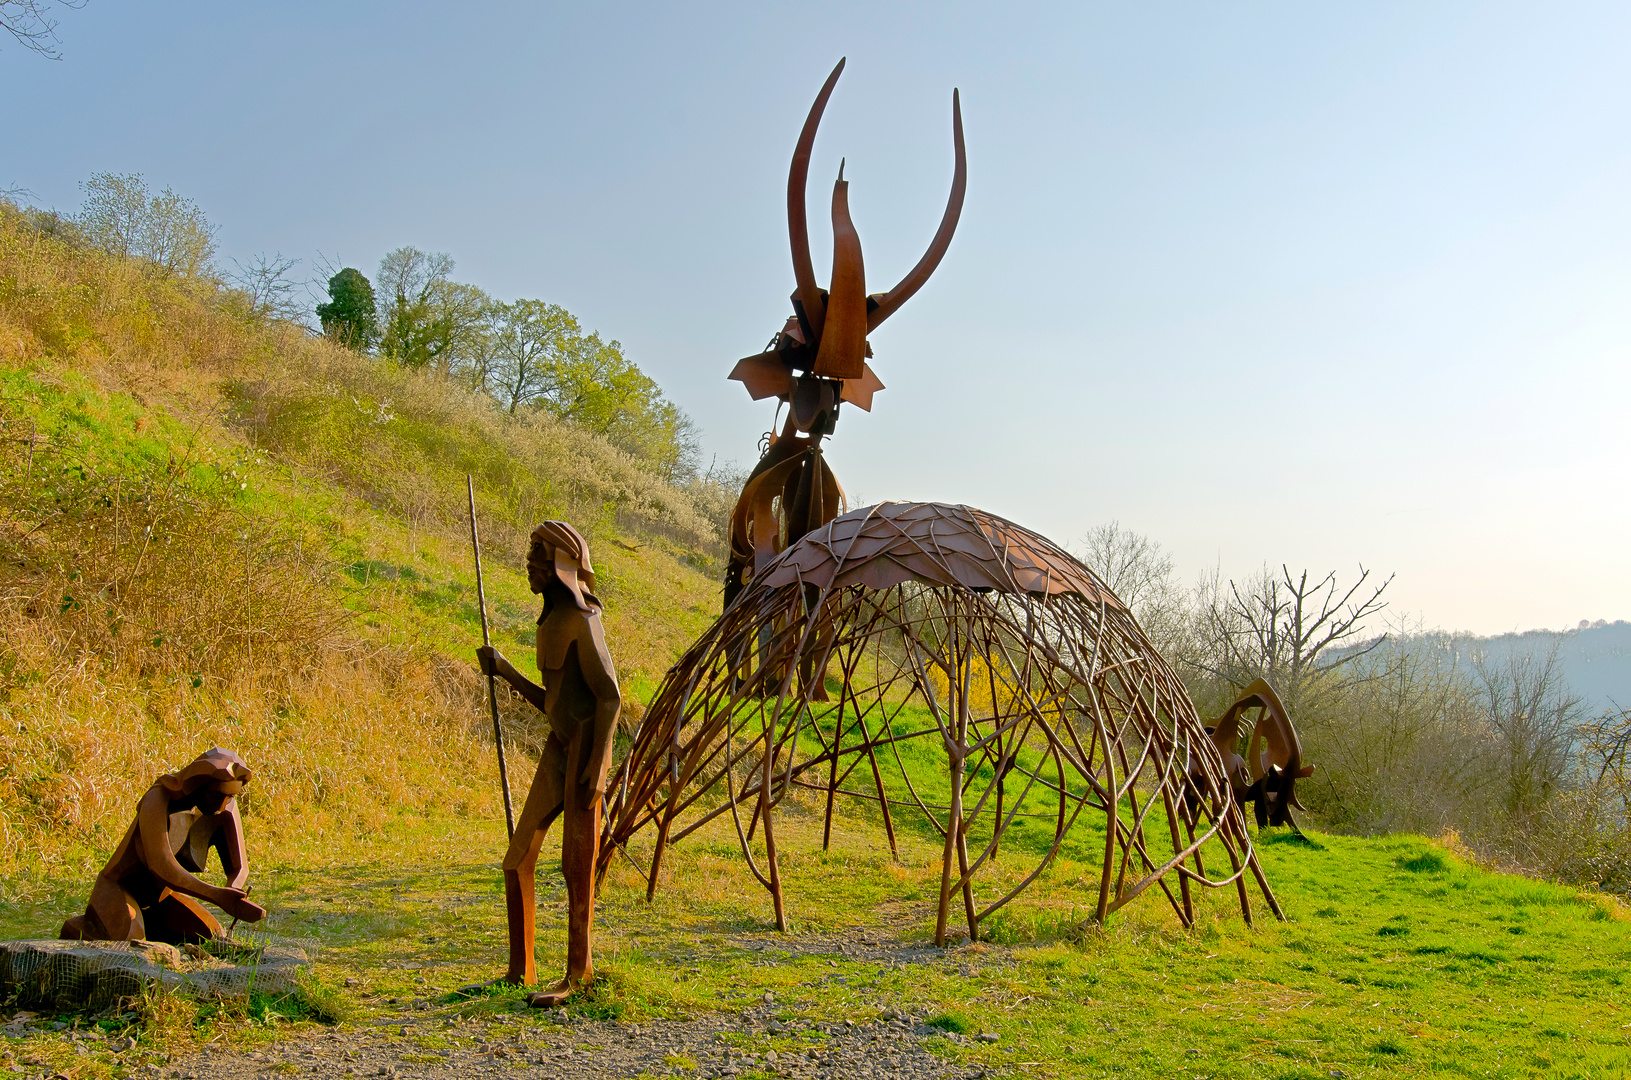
1190,679,1315,829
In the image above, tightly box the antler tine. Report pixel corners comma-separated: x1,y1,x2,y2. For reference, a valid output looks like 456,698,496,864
866,87,966,333
789,58,846,341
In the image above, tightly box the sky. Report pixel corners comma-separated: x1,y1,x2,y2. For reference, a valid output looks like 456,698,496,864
3,1,1628,637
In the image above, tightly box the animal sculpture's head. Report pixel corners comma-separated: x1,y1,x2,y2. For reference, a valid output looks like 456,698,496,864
729,58,967,436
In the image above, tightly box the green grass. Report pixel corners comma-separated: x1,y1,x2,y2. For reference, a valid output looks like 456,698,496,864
6,808,1625,1078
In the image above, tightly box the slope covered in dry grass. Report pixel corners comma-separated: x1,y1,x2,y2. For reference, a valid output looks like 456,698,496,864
0,203,723,879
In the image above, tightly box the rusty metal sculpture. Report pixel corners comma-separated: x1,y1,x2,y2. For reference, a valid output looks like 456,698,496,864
723,57,966,611
478,522,621,1007
598,503,1283,942
1194,678,1314,830
60,748,266,944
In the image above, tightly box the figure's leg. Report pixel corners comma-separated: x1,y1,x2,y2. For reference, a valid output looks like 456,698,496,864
503,735,566,985
69,877,143,941
562,745,601,989
529,727,600,1008
147,890,223,943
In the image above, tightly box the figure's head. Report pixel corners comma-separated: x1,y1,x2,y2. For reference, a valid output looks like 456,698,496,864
527,520,598,612
156,748,253,800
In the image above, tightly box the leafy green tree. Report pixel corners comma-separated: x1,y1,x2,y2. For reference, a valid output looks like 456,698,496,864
543,330,699,481
375,247,491,371
316,268,378,351
76,172,217,277
492,299,580,414
488,301,699,479
428,280,495,381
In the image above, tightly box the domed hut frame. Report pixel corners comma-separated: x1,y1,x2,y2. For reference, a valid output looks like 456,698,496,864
598,503,1282,943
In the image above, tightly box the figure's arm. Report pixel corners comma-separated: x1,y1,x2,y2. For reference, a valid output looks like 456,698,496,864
576,616,623,802
136,788,260,919
211,802,267,921
214,803,250,891
477,645,550,714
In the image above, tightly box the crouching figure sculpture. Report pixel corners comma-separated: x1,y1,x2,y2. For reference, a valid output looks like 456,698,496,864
477,521,621,1007
61,748,266,943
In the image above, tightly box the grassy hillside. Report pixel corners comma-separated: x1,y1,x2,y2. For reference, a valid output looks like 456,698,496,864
0,202,723,876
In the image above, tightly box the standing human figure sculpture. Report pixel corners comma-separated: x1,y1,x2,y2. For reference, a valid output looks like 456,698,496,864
477,521,621,1008
61,747,266,943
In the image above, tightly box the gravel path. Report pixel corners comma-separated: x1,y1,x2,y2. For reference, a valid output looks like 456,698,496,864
150,1004,989,1079
5,1004,997,1080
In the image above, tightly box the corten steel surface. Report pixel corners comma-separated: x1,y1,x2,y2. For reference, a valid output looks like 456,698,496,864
60,749,266,944
1197,679,1315,830
723,58,967,611
597,503,1283,942
477,521,622,1008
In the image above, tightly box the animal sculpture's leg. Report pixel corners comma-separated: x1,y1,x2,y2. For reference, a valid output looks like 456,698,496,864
147,889,223,943
64,877,143,941
528,728,598,1008
503,735,566,986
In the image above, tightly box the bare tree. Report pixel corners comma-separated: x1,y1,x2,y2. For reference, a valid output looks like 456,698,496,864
227,252,304,322
1076,520,1173,611
376,247,489,370
1474,639,1586,820
375,246,454,309
1579,703,1631,817
1074,520,1185,654
1187,563,1393,712
1,0,86,60
1301,621,1490,834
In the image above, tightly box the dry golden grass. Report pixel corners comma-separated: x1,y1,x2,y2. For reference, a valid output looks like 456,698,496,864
0,616,507,879
0,201,723,877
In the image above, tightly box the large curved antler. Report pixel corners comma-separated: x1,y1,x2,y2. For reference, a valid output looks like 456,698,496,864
866,88,966,332
788,57,846,342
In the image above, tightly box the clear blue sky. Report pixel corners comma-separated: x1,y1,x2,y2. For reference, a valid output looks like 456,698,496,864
4,1,1628,636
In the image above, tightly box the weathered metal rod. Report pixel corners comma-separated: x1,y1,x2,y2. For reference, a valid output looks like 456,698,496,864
467,475,515,839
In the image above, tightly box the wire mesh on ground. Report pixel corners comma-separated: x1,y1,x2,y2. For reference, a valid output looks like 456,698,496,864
0,934,313,1012
598,502,1282,942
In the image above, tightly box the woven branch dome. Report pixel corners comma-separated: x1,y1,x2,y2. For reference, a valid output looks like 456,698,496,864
598,502,1279,939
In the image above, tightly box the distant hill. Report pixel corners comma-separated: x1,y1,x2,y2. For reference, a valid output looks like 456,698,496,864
1366,622,1631,715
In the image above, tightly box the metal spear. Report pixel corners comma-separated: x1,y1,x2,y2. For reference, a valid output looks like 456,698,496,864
468,475,515,838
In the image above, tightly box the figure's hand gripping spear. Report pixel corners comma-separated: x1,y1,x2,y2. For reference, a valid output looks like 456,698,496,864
468,475,517,838
724,58,967,609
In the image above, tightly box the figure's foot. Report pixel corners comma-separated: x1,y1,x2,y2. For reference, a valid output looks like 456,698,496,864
524,979,576,1008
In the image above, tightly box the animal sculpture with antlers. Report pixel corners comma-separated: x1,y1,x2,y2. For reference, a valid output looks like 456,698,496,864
1188,678,1316,830
723,58,966,609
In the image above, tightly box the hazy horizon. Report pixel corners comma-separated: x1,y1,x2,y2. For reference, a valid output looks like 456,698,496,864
4,1,1627,637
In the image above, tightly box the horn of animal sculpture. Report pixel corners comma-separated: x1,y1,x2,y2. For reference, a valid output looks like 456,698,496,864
723,58,966,610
